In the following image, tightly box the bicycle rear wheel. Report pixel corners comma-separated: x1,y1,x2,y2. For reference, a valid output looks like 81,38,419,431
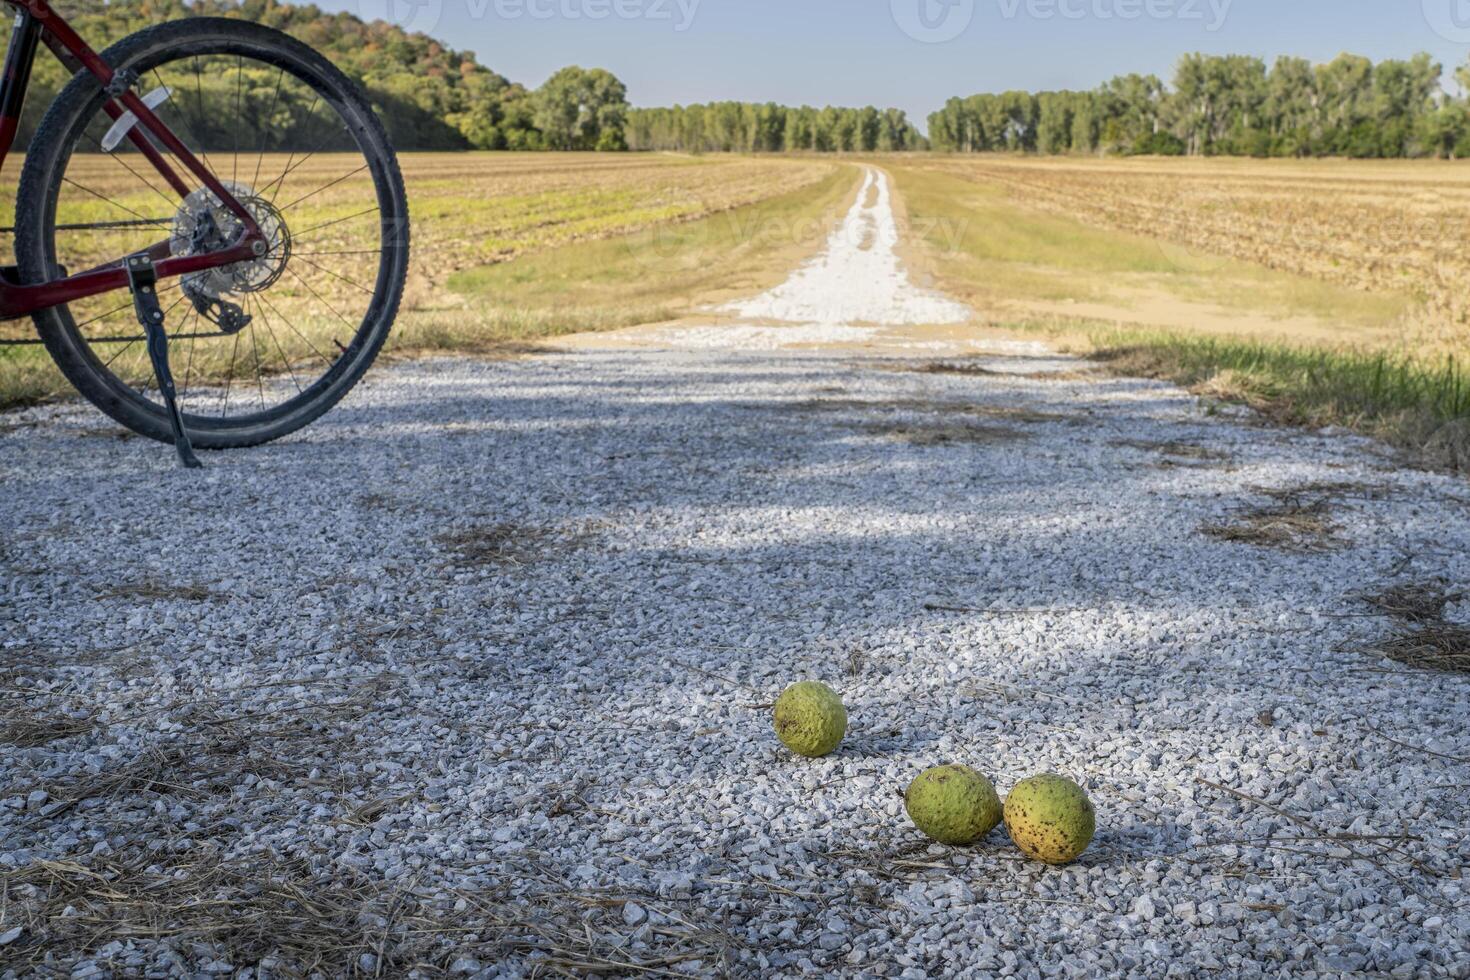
17,17,409,448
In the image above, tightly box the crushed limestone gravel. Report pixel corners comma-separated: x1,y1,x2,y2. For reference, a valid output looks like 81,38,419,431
2,345,1468,977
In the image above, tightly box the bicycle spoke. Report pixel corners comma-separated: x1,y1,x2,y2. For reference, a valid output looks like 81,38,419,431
232,55,242,186
279,164,369,213
288,206,381,240
153,65,214,176
253,294,304,394
290,249,385,259
102,339,139,371
256,290,334,367
221,330,240,418
291,254,375,295
252,68,286,190
74,281,182,332
53,218,171,232
263,92,320,204
94,130,183,214
61,177,159,226
181,303,199,409
285,265,358,331
249,309,266,411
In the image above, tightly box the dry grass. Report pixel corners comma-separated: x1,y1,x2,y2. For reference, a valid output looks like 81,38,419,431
789,397,1068,424
1376,625,1470,674
95,579,216,602
433,522,588,569
0,704,94,748
1361,581,1465,624
1110,438,1232,465
1,850,413,976
1359,575,1470,674
1256,480,1385,503
864,421,1027,447
887,158,1470,468
907,155,1465,337
0,849,739,976
1201,499,1342,552
904,360,1102,382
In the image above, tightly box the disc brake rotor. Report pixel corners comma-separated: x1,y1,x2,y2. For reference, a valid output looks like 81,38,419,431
171,180,292,300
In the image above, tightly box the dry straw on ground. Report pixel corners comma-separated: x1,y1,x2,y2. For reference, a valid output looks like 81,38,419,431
1201,499,1342,551
1110,438,1233,468
1361,581,1465,624
95,579,216,602
1,849,740,976
1359,578,1470,675
790,397,1070,424
865,421,1027,447
1375,625,1470,674
905,360,1103,382
435,523,551,568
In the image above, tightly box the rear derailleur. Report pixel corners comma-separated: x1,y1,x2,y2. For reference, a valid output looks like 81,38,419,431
184,284,251,335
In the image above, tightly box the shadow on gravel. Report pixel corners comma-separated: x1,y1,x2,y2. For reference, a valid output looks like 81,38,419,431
5,351,1463,975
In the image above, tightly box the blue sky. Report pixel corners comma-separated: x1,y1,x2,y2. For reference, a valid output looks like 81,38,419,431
326,0,1470,128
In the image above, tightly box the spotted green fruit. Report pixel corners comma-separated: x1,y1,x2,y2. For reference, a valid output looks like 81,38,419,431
904,764,1002,845
772,682,847,758
1004,774,1095,865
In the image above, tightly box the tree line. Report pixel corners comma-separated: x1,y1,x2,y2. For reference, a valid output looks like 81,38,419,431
626,104,927,153
6,1,922,154
930,52,1470,159
16,5,1468,158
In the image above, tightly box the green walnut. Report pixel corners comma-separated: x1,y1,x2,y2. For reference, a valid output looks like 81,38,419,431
772,681,847,758
904,764,1003,845
1004,773,1096,865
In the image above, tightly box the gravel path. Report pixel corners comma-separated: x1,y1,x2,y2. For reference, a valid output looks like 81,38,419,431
2,169,1470,978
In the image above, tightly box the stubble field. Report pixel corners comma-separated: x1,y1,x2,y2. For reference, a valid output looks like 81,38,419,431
0,152,839,408
886,154,1470,464
901,154,1470,341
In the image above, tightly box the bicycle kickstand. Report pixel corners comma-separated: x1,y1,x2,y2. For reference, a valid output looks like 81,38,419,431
126,254,203,470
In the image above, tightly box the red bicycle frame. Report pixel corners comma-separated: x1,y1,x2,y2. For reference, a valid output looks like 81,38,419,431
0,0,263,321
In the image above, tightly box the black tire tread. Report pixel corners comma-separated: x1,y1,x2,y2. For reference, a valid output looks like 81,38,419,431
17,17,408,449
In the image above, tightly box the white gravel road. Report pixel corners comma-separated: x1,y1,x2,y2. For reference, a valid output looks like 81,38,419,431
2,167,1469,978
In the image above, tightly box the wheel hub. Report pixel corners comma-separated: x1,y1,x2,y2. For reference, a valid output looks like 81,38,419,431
171,181,292,300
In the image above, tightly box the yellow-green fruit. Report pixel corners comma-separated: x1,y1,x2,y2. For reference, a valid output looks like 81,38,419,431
1004,774,1096,865
904,764,1002,845
772,682,846,758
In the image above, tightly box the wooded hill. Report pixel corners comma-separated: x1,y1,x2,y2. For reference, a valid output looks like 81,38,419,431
15,0,608,150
